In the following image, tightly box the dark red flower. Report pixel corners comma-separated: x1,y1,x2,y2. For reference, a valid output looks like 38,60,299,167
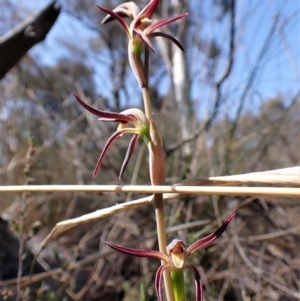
104,210,236,301
75,95,150,178
97,0,188,88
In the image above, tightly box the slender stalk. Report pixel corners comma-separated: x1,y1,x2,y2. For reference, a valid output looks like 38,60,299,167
142,87,152,120
17,193,26,301
154,193,175,301
142,49,175,301
144,109,175,301
144,46,149,87
17,137,35,300
141,46,152,118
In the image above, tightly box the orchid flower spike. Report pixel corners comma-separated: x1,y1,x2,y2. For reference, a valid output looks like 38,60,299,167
75,95,150,178
97,0,188,88
104,210,236,301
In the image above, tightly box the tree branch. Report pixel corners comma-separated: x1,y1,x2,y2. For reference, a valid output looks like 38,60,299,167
0,1,61,79
204,0,236,131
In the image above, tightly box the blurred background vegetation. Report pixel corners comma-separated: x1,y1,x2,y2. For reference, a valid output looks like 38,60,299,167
0,0,299,300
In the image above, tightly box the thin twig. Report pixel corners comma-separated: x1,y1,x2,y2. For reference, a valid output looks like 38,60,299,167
204,0,236,131
16,137,35,301
0,249,112,289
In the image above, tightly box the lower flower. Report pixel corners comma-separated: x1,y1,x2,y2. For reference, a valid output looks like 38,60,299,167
104,210,236,301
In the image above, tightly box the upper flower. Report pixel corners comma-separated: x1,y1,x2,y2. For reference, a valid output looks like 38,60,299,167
97,0,188,87
98,0,187,52
103,210,236,301
75,95,150,178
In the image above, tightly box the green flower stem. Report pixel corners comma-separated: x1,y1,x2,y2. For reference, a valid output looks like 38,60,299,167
171,270,185,301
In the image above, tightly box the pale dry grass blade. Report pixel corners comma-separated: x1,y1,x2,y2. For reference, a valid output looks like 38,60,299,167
31,185,300,262
3,166,299,281
177,166,300,186
0,185,299,196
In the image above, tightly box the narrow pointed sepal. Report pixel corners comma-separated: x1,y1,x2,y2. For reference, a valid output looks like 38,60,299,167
119,134,139,179
185,265,203,301
134,28,156,52
97,5,131,37
155,264,171,301
145,13,188,34
103,241,169,262
74,95,134,123
101,2,140,24
149,32,185,52
133,0,159,29
186,210,236,255
93,129,130,177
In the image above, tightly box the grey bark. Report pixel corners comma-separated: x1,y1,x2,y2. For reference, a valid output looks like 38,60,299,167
0,1,61,79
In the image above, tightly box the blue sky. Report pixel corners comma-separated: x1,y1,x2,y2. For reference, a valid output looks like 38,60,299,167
188,0,300,116
234,1,299,98
9,0,300,116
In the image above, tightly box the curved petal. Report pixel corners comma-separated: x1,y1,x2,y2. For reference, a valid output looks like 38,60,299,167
119,134,139,179
101,2,140,24
101,8,132,23
93,129,129,177
185,265,203,301
155,264,171,301
97,5,131,38
186,210,236,256
120,108,150,128
149,32,185,52
134,29,155,52
103,241,170,262
132,0,159,30
128,2,141,18
145,13,188,34
139,0,159,19
74,95,135,123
